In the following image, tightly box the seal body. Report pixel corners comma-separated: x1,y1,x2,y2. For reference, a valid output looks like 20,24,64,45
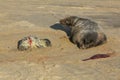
17,36,51,51
60,16,107,49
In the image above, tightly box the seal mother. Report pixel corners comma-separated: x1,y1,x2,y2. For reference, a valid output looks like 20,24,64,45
60,16,107,49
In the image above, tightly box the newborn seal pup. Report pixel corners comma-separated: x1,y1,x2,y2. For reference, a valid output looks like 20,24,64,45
60,16,107,49
17,36,51,51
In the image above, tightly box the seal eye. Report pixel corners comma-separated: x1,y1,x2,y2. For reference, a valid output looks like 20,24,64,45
60,19,66,25
65,18,72,26
65,20,70,25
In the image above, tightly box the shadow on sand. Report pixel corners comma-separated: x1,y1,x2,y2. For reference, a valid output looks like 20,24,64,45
50,23,71,37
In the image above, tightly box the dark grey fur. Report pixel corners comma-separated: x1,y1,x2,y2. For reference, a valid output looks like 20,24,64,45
60,16,107,49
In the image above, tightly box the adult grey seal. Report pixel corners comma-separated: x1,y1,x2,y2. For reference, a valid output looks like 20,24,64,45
17,36,51,51
60,16,107,49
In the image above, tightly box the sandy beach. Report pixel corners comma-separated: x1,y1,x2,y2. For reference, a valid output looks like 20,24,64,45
0,0,120,80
